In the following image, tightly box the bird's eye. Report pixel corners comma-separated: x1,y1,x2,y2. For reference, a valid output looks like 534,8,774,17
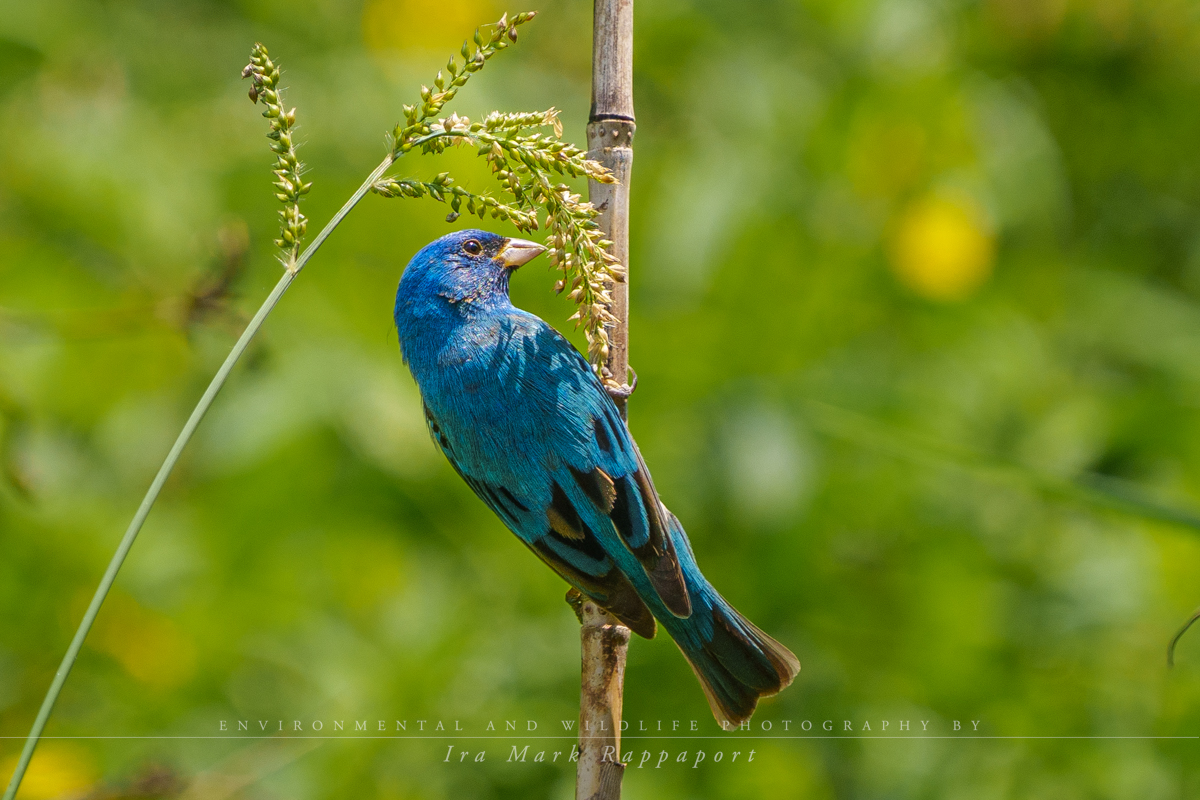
463,239,483,256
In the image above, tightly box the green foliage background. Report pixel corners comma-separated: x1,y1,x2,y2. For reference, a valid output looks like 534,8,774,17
2,0,1200,797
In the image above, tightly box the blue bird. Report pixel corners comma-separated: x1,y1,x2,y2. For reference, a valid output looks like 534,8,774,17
394,229,799,725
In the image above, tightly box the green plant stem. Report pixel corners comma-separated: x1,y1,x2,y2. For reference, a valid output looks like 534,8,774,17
1,153,395,800
1168,607,1200,667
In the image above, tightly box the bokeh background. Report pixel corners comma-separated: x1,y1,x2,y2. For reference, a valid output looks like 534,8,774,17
2,0,1200,797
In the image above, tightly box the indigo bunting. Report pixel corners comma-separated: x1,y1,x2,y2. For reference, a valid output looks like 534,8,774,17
394,229,798,724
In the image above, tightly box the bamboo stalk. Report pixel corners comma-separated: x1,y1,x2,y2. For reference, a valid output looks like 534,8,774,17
587,0,635,419
575,0,635,798
572,593,631,800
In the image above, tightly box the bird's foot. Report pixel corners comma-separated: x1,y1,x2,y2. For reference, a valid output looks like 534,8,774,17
603,366,638,402
565,588,586,624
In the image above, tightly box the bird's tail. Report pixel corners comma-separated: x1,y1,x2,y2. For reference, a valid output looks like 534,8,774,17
659,513,800,727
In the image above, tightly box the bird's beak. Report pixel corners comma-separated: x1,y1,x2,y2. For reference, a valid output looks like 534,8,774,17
497,238,546,270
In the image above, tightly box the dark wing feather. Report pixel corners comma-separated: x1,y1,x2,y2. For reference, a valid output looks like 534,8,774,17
423,403,657,639
614,443,692,618
525,537,656,639
541,331,691,618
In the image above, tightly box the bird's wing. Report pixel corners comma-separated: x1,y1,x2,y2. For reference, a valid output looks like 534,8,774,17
535,326,692,620
423,401,658,638
420,316,692,632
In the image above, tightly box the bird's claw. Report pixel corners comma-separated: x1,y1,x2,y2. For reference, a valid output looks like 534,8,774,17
603,366,638,402
565,588,586,623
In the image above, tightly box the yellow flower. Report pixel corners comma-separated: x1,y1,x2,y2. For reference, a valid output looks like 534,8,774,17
888,194,996,301
0,744,96,800
363,0,497,52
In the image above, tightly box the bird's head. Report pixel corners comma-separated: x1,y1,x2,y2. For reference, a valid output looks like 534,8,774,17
396,229,546,314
